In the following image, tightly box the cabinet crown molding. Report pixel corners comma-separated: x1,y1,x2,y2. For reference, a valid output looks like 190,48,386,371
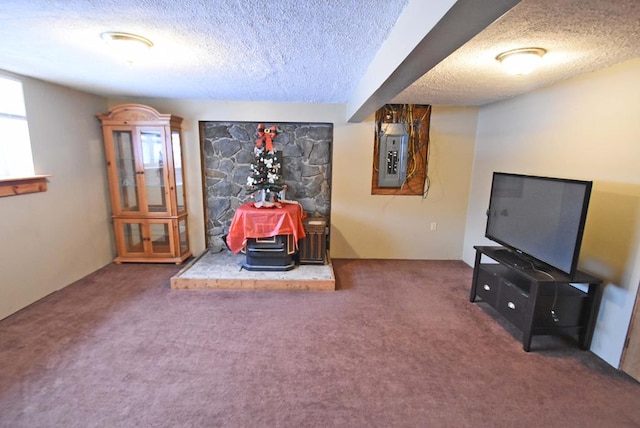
97,103,183,126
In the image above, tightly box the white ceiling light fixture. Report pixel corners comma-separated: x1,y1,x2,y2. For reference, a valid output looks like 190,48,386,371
496,47,547,75
100,32,153,63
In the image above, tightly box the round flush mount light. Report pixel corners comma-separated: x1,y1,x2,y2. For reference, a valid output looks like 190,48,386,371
100,32,153,63
496,47,547,75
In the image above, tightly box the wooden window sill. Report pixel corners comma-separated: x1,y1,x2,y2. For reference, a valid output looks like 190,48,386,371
0,175,52,197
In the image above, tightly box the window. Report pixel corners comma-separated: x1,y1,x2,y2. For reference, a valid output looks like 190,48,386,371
0,75,49,197
0,75,34,177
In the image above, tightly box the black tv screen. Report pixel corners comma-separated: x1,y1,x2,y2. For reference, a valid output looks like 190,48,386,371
485,172,592,276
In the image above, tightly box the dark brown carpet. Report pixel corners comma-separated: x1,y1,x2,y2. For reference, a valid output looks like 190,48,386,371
1,259,638,427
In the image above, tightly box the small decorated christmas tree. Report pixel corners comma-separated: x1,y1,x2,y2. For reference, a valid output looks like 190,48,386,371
247,124,283,203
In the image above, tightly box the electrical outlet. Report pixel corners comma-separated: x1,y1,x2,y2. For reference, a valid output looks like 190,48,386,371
430,222,437,231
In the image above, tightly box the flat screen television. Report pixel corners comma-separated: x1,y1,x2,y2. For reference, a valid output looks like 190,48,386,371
485,172,592,276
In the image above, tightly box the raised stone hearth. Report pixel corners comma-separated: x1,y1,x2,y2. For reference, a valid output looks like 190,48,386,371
171,250,335,291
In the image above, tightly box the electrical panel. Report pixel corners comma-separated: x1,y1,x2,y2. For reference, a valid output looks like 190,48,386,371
377,123,408,188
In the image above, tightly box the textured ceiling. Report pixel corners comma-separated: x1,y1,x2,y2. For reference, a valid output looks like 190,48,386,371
394,0,640,105
0,0,639,110
0,0,408,103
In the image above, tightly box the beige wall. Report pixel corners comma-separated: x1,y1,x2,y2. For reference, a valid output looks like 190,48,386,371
463,58,640,367
0,72,112,320
331,106,477,259
108,98,477,260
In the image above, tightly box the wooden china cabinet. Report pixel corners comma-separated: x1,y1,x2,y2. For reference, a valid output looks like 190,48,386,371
97,104,191,264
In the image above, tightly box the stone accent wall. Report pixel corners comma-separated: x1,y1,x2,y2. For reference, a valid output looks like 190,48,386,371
201,122,332,251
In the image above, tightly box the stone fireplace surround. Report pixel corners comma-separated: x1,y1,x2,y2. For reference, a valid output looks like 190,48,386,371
200,121,332,252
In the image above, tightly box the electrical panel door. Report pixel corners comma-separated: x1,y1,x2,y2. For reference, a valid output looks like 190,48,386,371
378,123,408,188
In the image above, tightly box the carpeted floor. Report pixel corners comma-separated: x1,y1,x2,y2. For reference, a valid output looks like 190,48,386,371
0,259,638,427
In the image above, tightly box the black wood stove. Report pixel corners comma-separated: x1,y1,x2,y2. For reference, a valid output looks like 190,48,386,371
242,235,295,271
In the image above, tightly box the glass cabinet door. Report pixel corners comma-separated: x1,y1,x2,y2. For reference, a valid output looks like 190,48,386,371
115,219,174,258
149,222,172,255
119,221,145,255
140,129,167,213
112,130,140,212
171,130,186,213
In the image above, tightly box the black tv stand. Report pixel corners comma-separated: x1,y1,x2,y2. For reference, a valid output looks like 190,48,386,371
470,246,602,352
